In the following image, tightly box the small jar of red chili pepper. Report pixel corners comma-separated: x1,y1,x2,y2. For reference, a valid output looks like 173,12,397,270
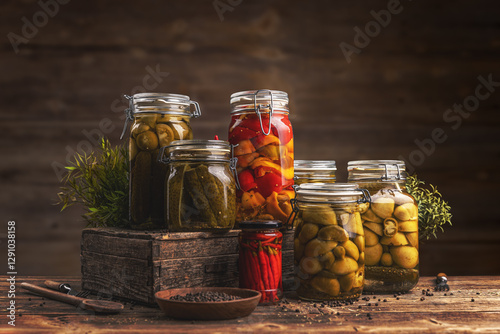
229,90,294,226
238,220,283,305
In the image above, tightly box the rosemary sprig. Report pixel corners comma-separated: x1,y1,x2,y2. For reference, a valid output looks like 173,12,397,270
57,138,129,227
406,174,452,240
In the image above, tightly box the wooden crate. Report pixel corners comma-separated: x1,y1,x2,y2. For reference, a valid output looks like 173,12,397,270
81,227,295,305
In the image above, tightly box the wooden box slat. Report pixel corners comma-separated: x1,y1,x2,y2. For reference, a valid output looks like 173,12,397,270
81,227,295,305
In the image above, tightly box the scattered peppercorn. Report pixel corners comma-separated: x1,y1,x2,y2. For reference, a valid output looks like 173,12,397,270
471,298,475,302
420,297,425,301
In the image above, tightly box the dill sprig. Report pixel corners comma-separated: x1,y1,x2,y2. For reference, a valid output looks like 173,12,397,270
406,174,452,240
57,138,129,227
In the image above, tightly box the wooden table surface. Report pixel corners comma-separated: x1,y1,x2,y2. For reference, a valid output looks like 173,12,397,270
3,276,500,333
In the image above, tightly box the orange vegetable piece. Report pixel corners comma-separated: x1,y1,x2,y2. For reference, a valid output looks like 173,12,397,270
234,139,256,156
251,157,294,180
251,134,280,149
241,191,266,210
266,192,290,222
237,152,259,168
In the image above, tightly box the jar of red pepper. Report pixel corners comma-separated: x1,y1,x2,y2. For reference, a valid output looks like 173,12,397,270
238,220,283,305
229,90,294,226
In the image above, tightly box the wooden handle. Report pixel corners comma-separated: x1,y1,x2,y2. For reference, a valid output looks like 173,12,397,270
44,280,63,291
21,282,84,307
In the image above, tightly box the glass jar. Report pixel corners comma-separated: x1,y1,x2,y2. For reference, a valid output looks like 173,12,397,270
121,93,201,229
347,160,419,293
293,183,370,301
294,160,337,186
238,220,283,305
228,90,294,226
160,140,236,232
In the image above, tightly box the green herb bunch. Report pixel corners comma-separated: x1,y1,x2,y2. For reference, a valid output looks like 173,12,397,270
57,138,130,227
406,174,452,240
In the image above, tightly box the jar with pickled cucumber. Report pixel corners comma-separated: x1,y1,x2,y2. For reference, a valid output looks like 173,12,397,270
228,90,294,226
347,160,419,293
160,140,236,232
121,93,201,229
294,160,336,186
293,183,370,301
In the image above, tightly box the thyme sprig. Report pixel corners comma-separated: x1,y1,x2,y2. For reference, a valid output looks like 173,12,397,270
57,138,129,227
406,174,452,240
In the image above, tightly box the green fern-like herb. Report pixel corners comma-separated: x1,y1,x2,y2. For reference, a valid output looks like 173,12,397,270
406,174,452,240
57,138,129,227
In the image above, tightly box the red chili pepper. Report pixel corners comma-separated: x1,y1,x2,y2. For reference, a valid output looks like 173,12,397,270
266,246,277,302
267,247,277,289
245,248,256,289
258,241,270,300
251,250,264,296
214,135,219,140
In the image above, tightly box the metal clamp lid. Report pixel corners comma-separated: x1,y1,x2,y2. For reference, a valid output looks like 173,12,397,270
253,89,274,136
119,93,201,140
381,163,402,181
286,184,371,229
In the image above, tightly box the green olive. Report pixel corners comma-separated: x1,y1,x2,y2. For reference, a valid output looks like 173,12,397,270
156,123,175,147
131,122,150,138
136,131,159,151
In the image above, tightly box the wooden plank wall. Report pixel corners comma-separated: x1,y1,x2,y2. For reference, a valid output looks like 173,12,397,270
1,0,499,276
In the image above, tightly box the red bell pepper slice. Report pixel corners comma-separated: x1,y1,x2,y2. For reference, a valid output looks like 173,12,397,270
229,126,260,144
255,171,283,198
238,169,257,192
271,116,293,145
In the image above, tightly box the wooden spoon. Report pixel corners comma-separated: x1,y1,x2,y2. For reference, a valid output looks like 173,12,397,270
21,282,124,314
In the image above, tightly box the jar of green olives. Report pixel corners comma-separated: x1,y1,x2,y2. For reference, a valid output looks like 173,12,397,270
121,93,201,229
294,160,336,186
160,140,237,232
347,160,419,293
292,183,370,301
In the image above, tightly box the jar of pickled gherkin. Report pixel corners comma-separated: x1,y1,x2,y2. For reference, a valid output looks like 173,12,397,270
292,183,370,301
121,93,201,229
294,160,336,186
347,160,419,293
228,90,294,226
160,140,236,232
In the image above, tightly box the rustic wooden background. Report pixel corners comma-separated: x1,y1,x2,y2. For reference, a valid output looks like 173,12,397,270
1,0,499,277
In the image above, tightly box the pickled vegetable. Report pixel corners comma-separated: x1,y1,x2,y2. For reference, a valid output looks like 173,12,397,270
129,114,193,229
295,203,365,301
166,162,236,231
358,185,419,292
228,112,294,225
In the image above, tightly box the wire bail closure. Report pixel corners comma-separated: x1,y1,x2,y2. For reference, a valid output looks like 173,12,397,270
230,143,241,190
253,89,274,136
120,95,134,140
380,163,402,181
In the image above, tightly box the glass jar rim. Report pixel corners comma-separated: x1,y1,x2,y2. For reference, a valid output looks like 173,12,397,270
230,89,289,114
161,139,231,162
239,220,282,230
128,92,201,117
347,160,407,181
295,160,337,170
297,183,361,198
